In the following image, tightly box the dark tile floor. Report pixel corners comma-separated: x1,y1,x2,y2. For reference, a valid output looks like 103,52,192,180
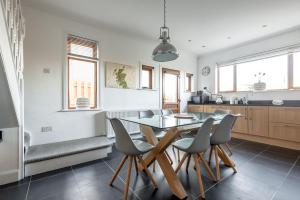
1,138,300,200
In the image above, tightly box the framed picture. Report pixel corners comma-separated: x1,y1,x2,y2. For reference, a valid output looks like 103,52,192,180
105,61,138,89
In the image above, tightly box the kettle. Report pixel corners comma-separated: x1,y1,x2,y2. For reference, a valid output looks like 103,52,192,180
216,95,223,104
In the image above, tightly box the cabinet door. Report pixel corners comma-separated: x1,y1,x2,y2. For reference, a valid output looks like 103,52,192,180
204,105,216,113
269,123,300,142
269,107,300,125
204,105,230,113
248,106,269,137
187,105,204,112
229,106,248,134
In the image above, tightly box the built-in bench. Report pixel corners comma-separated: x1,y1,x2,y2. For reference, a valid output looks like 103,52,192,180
24,134,113,176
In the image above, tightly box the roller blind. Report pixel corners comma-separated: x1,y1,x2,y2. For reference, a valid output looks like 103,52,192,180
67,35,98,59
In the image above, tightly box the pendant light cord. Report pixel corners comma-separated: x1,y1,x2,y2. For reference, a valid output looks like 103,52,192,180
164,0,166,27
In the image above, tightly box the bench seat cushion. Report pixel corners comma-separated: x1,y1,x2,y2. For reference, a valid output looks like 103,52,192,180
25,136,112,164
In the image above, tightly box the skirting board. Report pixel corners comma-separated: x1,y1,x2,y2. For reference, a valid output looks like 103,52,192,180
232,132,300,151
25,146,112,176
0,169,19,185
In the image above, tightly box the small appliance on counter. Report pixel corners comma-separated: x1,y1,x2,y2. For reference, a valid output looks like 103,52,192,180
191,88,210,104
215,95,223,104
272,99,284,106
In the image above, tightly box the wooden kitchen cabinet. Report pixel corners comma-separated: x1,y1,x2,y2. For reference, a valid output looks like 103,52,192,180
229,106,248,134
203,105,230,113
247,106,269,137
269,122,300,142
269,107,300,125
187,105,204,112
269,107,300,142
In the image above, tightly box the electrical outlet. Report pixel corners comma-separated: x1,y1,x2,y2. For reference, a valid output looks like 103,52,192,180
41,126,52,132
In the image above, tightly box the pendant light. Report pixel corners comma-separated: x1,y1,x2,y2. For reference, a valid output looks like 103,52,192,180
152,0,179,62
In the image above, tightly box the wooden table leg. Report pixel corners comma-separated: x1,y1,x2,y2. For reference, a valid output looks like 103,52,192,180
140,125,187,199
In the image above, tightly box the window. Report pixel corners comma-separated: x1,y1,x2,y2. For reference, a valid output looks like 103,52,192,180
67,35,98,109
218,65,234,92
217,52,300,92
236,55,288,91
141,65,154,89
185,73,193,92
293,52,300,88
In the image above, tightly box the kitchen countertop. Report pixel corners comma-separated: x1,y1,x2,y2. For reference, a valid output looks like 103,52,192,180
188,100,300,107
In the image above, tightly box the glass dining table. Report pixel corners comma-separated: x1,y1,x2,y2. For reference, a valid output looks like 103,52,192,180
119,112,236,199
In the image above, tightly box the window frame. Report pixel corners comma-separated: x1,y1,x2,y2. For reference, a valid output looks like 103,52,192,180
141,65,154,89
64,34,99,110
217,52,300,93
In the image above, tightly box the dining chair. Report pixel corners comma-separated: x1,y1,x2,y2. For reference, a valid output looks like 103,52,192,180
139,110,173,172
172,118,217,199
214,109,234,156
208,114,237,181
109,118,158,200
161,109,173,116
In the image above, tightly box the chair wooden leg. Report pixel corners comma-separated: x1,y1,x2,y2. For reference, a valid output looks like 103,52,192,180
152,161,156,173
177,148,181,162
175,152,189,173
134,156,139,175
110,155,128,186
218,145,237,173
208,146,213,165
214,145,220,181
186,154,191,173
165,151,173,165
124,156,133,200
137,155,158,189
198,153,217,182
225,143,233,156
193,154,205,199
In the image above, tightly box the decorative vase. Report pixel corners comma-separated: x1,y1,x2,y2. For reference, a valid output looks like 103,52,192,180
76,97,90,109
253,81,266,91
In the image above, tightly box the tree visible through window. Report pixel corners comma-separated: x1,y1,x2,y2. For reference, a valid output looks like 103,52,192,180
67,35,98,109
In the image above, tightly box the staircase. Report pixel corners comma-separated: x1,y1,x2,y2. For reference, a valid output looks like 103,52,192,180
0,0,25,185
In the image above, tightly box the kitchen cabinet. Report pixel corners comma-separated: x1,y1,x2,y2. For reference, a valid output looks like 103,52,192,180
269,107,300,142
247,106,269,137
187,105,204,112
269,107,300,125
269,123,300,142
203,105,230,113
229,106,248,134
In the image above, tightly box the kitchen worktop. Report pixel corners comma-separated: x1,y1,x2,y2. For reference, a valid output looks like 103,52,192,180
187,100,300,107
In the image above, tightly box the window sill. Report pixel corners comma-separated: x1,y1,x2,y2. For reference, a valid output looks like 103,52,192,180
58,108,103,112
137,88,158,91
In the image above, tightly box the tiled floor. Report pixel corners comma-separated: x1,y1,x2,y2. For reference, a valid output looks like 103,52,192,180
1,138,300,200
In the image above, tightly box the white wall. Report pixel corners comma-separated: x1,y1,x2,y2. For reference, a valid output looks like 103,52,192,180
198,28,300,101
23,6,197,145
0,128,20,184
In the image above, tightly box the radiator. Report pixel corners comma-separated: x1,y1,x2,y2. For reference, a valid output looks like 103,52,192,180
106,110,141,138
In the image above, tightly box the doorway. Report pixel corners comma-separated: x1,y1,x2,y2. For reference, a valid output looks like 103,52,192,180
162,68,180,113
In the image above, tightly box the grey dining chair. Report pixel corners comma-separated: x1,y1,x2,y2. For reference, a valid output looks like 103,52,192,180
138,110,174,172
109,118,158,200
172,118,217,199
208,114,237,181
161,109,173,116
214,109,234,156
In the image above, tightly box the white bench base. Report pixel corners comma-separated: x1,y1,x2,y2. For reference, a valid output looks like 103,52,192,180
25,146,112,176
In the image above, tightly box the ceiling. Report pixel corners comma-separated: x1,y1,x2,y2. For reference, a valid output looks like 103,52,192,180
22,0,300,55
